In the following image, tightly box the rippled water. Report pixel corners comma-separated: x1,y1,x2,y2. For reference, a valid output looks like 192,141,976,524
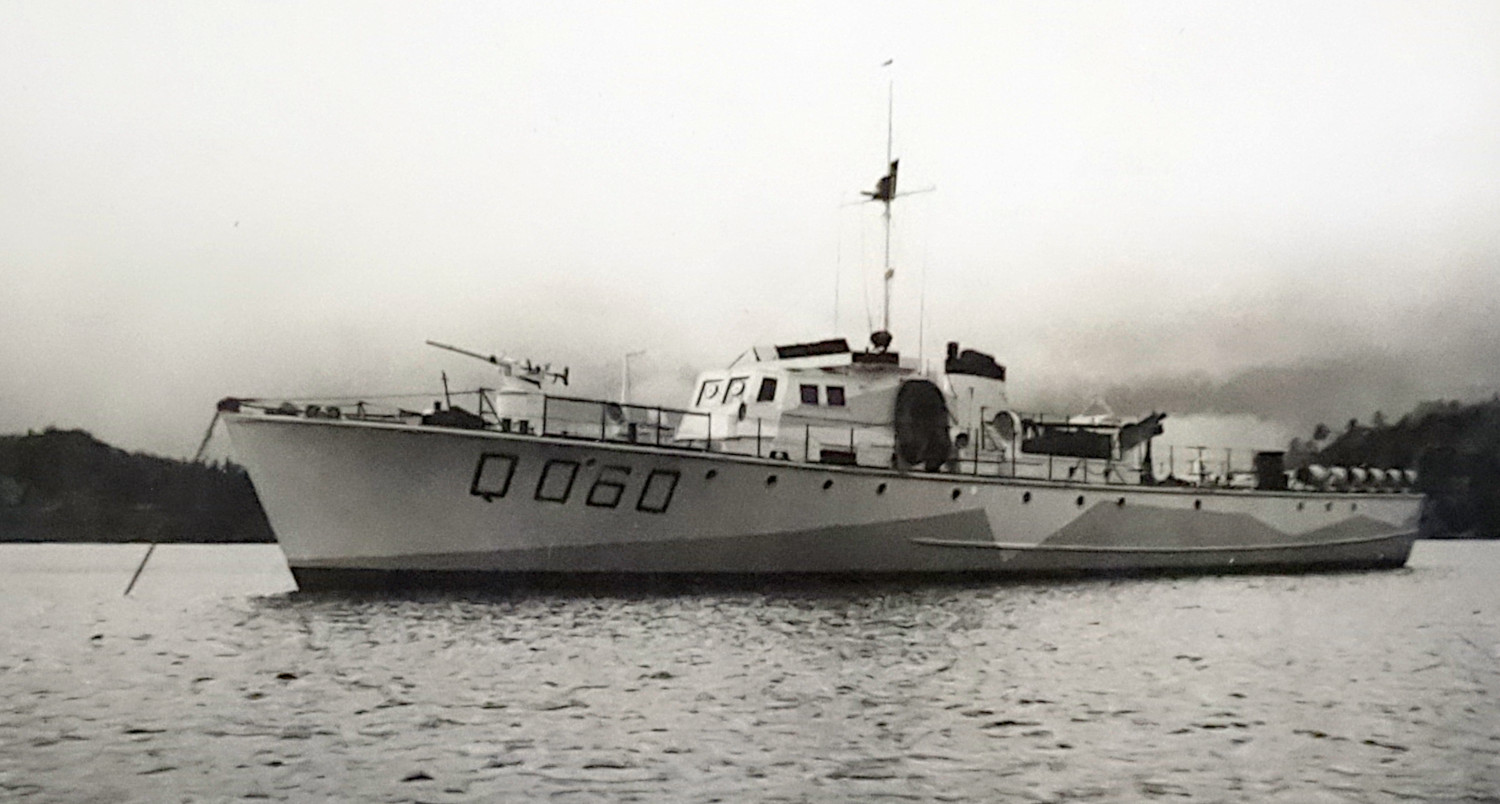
1,542,1497,802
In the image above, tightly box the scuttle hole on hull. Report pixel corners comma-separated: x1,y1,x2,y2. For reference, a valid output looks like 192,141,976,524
1297,501,1305,511
1194,499,1202,510
951,488,962,500
705,469,718,480
1075,495,1085,507
766,475,778,487
1116,497,1126,507
876,483,887,495
823,479,834,490
1022,491,1032,503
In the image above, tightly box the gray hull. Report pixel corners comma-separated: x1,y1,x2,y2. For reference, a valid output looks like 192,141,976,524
223,414,1420,589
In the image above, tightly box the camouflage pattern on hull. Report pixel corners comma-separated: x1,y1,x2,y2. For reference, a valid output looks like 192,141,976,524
224,414,1421,589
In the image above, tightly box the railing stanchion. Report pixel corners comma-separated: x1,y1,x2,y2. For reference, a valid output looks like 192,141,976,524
757,418,763,458
804,424,811,464
600,404,607,440
542,396,549,436
706,414,712,453
656,407,662,446
1048,453,1053,482
1012,423,1017,477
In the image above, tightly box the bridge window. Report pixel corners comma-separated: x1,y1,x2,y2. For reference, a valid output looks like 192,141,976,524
826,386,846,407
724,376,748,404
695,379,723,406
800,384,819,405
757,377,778,402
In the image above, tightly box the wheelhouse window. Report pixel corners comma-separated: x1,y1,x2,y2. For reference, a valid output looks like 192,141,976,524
756,377,778,402
799,384,819,405
695,379,723,406
826,386,846,407
723,376,748,404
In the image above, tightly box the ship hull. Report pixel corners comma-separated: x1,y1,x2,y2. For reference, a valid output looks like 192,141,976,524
224,414,1420,589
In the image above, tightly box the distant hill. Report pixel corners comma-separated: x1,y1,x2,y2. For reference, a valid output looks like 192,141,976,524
1294,398,1500,539
0,428,273,543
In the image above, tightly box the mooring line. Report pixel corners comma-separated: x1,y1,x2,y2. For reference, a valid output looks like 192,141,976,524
124,410,223,596
122,542,157,597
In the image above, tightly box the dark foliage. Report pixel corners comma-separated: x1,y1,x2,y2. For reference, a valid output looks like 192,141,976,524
0,428,274,543
1308,398,1500,538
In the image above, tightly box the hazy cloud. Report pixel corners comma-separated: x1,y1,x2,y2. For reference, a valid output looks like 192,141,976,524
2,2,1497,456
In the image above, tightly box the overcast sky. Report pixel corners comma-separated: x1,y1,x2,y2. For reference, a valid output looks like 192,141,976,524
3,1,1498,458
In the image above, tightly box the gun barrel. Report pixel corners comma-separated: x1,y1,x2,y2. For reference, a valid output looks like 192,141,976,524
426,340,502,365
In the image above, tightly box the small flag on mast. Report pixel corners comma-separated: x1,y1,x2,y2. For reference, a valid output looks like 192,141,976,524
863,159,899,203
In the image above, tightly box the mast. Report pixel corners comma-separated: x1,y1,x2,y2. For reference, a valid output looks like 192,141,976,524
881,77,894,339
861,61,929,354
861,72,899,353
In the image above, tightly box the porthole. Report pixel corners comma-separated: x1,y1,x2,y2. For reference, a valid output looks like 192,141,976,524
1325,502,1333,512
822,479,834,490
1116,497,1126,507
766,475,778,487
951,488,962,500
705,469,718,480
1297,501,1305,511
1022,491,1032,503
1194,499,1202,510
876,483,887,495
1075,495,1085,507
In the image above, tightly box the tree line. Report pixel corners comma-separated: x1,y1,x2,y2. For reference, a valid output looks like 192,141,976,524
0,427,273,543
1288,398,1500,538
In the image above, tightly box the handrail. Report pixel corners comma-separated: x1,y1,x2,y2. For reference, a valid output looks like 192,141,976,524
243,392,1415,492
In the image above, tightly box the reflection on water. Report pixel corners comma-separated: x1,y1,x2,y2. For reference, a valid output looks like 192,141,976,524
1,542,1497,802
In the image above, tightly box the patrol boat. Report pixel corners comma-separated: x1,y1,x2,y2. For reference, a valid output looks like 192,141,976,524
219,149,1421,589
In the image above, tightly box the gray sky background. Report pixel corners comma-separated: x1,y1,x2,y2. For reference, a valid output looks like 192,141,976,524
3,1,1498,458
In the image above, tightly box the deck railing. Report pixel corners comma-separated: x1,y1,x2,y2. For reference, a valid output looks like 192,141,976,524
246,392,1412,492
538,395,711,450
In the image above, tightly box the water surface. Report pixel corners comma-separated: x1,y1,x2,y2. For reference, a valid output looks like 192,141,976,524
2,542,1496,802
